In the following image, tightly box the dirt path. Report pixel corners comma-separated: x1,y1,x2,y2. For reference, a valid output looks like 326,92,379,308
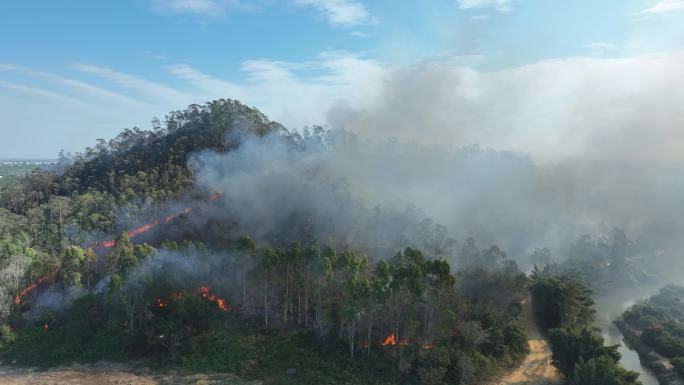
490,298,562,385
0,363,255,385
0,364,156,385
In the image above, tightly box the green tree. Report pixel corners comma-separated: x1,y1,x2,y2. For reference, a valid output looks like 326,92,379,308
548,327,621,376
571,356,642,385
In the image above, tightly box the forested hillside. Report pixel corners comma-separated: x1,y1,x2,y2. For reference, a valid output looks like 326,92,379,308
0,99,646,385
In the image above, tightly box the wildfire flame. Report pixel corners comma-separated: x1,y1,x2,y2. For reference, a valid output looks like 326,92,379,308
198,286,230,311
43,323,49,330
15,194,223,308
380,331,411,347
381,331,397,346
95,192,221,250
155,298,167,308
154,289,230,312
14,276,50,305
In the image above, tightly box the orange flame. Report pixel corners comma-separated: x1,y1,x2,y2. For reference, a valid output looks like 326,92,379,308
198,286,230,312
94,193,221,250
14,276,50,305
422,343,434,350
43,322,49,330
101,240,115,248
155,298,167,308
380,331,412,347
381,331,397,346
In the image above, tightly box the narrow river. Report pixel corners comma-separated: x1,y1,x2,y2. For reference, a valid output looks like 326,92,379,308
596,285,663,385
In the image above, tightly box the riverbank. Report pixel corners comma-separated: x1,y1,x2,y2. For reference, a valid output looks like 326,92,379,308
615,319,684,385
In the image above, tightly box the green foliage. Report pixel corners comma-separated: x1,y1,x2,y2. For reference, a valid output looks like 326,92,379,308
0,100,535,384
548,327,621,376
0,324,16,349
530,272,595,332
671,357,684,377
5,294,129,366
621,285,684,370
531,271,643,385
571,356,642,385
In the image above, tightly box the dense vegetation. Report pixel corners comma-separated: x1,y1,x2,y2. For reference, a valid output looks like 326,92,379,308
617,285,684,384
531,228,654,294
0,98,658,384
530,272,643,385
0,100,533,384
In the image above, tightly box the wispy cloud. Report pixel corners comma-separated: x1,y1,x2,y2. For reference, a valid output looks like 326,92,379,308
0,79,84,104
148,0,374,27
585,42,617,56
458,0,514,12
0,63,142,105
638,0,684,14
6,49,684,164
294,0,375,26
148,0,256,18
349,31,369,38
71,63,187,103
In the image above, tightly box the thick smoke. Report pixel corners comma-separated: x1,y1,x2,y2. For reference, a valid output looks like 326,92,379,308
51,53,684,307
187,128,681,273
190,51,684,276
316,52,684,279
327,52,684,164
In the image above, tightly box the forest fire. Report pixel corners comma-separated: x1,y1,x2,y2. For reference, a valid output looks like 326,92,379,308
154,289,229,312
14,276,50,305
95,193,221,250
98,217,169,249
198,286,230,311
380,332,411,347
43,322,49,330
381,331,397,346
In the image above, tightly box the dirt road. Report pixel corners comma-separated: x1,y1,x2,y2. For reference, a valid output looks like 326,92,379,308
0,363,255,385
0,364,156,385
490,298,561,385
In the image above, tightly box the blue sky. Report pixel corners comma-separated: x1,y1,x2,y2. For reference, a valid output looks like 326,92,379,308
1,0,684,158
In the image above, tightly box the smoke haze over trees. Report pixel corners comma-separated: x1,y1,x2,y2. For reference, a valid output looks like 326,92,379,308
0,98,681,384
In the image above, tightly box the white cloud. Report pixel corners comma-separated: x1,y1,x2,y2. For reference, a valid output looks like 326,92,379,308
148,0,255,18
4,51,684,165
0,63,141,105
638,0,684,14
0,52,385,157
0,79,83,104
585,42,617,56
294,0,375,26
585,42,616,51
148,0,374,26
71,63,188,103
349,31,369,38
458,0,513,12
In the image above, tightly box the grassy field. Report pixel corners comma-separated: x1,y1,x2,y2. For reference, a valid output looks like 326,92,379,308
0,162,52,184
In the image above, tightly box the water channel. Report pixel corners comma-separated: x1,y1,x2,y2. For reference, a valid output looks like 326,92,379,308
596,285,663,385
